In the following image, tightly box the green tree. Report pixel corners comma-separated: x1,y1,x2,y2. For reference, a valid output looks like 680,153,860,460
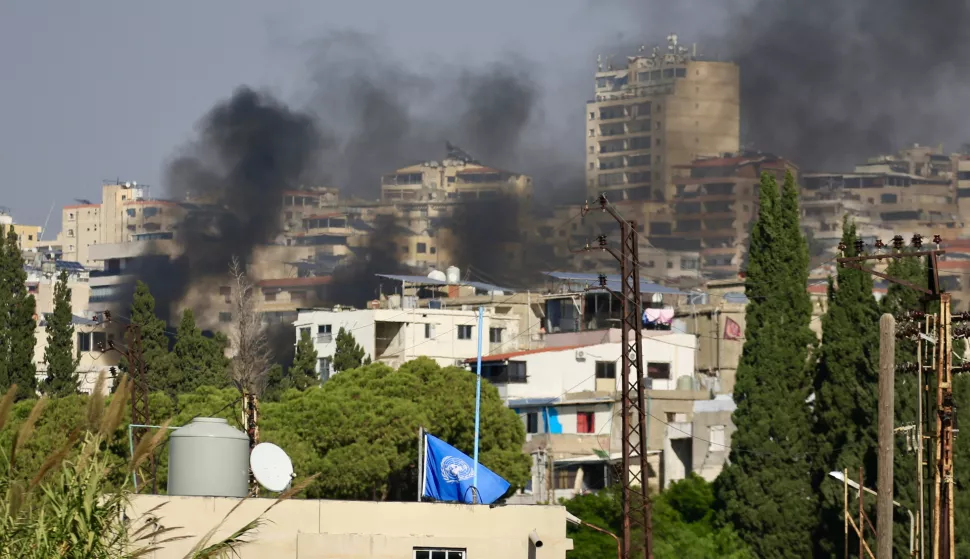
42,270,80,396
812,220,880,557
290,329,318,390
121,281,170,391
1,226,37,400
332,327,368,373
564,476,752,559
0,230,8,391
259,357,530,500
156,309,231,400
715,171,817,558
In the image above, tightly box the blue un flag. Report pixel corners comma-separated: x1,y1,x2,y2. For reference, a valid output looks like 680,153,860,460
422,433,510,504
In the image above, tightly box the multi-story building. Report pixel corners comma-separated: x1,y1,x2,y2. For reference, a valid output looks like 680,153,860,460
381,144,532,203
0,208,45,250
585,34,740,204
294,302,522,378
651,152,797,277
59,181,185,267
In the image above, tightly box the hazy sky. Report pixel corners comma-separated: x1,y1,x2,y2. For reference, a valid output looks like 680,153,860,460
0,1,723,235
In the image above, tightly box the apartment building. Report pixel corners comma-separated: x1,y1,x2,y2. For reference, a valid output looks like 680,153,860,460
585,34,740,204
59,181,185,267
0,209,44,250
651,152,797,277
294,304,521,378
381,143,532,203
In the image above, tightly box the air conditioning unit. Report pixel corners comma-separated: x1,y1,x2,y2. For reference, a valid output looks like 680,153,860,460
575,349,586,361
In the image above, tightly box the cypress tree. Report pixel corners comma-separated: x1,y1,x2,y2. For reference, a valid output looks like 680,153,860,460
2,226,37,400
715,171,817,558
333,327,368,373
121,281,170,390
290,328,319,390
812,220,879,557
0,229,9,391
42,270,80,396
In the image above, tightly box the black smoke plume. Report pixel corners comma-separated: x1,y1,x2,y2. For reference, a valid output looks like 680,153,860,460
132,87,323,321
722,0,970,169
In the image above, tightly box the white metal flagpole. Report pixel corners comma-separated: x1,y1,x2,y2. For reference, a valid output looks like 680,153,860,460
472,306,485,503
417,426,424,502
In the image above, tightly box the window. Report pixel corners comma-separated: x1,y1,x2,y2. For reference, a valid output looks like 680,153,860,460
647,362,671,379
143,207,159,218
219,286,231,303
526,412,539,434
880,193,898,204
417,242,427,254
77,332,91,352
401,245,409,254
430,246,437,254
317,324,332,334
424,323,435,338
577,411,595,434
126,209,137,217
414,549,465,559
589,129,595,137
489,327,503,343
219,312,232,323
589,112,595,120
457,325,473,340
595,360,616,379
555,468,577,489
92,332,107,352
318,357,332,382
263,291,277,302
507,361,528,383
290,291,306,303
709,425,726,448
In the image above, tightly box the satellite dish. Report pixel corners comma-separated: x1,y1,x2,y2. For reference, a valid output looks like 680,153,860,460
250,442,295,493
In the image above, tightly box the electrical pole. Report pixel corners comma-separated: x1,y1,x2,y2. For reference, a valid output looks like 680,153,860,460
838,233,954,559
581,194,652,559
242,391,260,496
877,313,895,559
97,311,153,491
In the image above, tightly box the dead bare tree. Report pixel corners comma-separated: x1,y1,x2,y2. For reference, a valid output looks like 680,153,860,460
227,256,271,395
227,257,270,496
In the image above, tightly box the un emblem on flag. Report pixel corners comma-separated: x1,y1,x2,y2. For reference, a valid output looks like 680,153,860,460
440,456,474,483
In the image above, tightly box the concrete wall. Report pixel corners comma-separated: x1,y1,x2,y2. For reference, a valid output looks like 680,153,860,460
127,496,571,559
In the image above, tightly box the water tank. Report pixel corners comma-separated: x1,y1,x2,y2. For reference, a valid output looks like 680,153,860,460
388,294,402,309
428,269,447,282
676,375,695,391
168,418,249,498
445,266,461,284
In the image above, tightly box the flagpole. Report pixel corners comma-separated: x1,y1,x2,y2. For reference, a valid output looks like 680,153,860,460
417,426,424,502
472,305,484,502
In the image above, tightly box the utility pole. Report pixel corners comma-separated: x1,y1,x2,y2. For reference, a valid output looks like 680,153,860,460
877,313,895,559
838,233,954,559
581,194,652,559
242,391,260,496
96,310,153,491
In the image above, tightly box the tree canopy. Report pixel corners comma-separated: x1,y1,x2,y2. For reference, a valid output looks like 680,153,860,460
565,475,751,559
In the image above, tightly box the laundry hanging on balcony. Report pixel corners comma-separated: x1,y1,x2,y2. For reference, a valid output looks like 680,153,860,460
642,307,674,327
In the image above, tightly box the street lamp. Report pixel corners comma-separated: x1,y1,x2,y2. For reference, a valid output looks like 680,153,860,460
828,471,916,558
566,511,621,559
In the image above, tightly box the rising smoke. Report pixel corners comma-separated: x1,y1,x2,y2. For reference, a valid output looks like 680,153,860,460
134,31,577,324
720,0,970,169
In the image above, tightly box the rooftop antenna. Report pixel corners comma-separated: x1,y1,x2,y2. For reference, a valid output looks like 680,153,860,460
667,34,678,49
250,442,295,493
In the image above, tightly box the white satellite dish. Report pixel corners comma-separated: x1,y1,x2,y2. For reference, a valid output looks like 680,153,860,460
250,442,295,493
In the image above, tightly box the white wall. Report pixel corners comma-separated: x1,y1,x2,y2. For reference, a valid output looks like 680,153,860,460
294,307,520,372
499,333,696,401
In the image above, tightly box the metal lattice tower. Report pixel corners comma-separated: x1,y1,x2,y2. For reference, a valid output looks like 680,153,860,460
582,195,653,559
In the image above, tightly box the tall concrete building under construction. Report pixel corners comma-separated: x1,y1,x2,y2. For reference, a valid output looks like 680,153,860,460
585,35,740,203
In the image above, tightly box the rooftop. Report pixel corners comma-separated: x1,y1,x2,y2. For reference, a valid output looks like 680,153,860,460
465,344,590,364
